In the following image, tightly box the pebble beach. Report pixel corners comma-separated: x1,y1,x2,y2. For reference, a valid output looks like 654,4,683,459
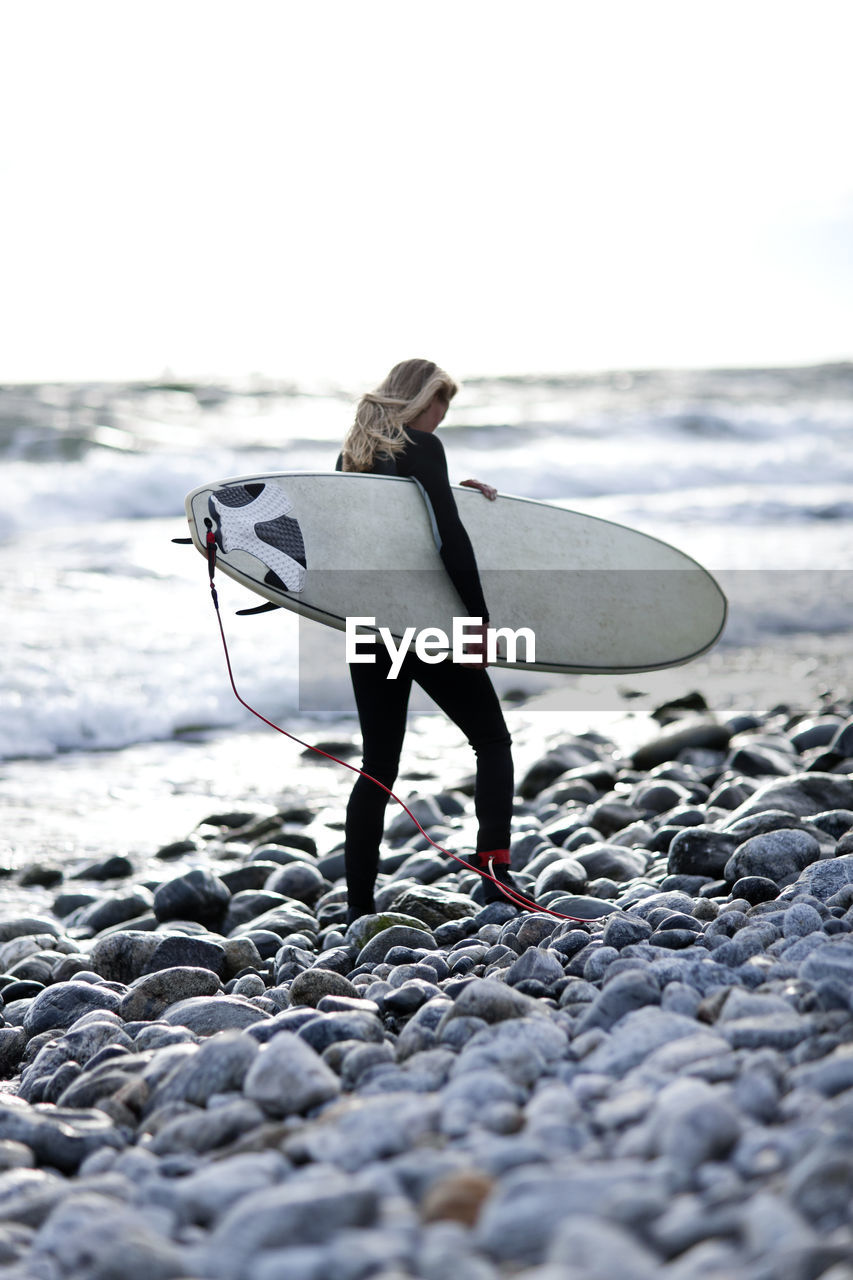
1,670,853,1280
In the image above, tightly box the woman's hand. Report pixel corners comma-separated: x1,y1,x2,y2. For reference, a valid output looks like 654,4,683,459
460,478,497,501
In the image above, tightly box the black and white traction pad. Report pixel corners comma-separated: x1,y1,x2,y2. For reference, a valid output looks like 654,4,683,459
207,482,307,593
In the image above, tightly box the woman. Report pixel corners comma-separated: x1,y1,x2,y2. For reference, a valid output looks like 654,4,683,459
336,358,520,923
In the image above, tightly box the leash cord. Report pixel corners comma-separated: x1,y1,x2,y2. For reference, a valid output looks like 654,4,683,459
203,533,591,923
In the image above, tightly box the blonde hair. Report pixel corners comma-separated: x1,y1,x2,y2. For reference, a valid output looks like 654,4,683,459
341,358,459,472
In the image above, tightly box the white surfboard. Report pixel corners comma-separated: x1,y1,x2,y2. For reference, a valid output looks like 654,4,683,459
184,471,727,674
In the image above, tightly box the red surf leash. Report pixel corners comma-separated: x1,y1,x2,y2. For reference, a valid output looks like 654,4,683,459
202,528,592,923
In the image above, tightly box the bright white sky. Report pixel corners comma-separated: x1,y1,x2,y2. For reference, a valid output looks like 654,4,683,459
1,0,851,386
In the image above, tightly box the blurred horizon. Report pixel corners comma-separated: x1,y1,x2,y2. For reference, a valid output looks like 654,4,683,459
2,356,853,397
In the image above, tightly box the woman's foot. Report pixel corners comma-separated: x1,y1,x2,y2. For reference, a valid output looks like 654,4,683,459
346,902,376,928
473,850,524,906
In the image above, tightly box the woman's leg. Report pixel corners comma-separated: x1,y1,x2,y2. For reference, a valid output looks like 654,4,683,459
345,649,412,917
404,654,513,855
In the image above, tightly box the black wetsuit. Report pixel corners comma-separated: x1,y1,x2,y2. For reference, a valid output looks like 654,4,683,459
336,430,513,917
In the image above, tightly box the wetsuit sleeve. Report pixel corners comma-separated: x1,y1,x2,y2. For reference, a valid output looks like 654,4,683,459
399,432,490,623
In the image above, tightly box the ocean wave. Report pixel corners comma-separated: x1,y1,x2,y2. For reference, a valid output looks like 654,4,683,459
3,448,852,549
0,447,313,543
576,483,853,525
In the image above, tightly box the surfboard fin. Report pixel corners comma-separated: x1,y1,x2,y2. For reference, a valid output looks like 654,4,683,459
236,601,282,616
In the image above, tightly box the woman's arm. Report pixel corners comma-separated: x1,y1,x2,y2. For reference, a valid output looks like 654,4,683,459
399,431,490,628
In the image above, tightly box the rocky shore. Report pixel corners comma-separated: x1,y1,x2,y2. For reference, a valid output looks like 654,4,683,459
1,692,853,1279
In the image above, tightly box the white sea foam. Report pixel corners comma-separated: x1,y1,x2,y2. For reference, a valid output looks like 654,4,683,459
0,521,302,760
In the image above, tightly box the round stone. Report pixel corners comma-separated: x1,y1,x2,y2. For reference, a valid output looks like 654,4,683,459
724,828,822,885
23,982,123,1037
265,862,327,905
732,876,780,905
289,969,360,1007
153,869,231,930
356,926,437,966
667,827,738,877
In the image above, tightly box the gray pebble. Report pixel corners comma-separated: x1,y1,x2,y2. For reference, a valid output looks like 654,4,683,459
153,868,231,930
289,968,359,1006
356,925,437,966
0,918,62,944
575,844,647,882
787,1144,853,1232
171,1150,287,1227
721,1013,812,1050
579,1008,707,1077
0,1141,34,1173
264,860,327,904
534,858,588,896
142,934,228,976
297,1011,385,1053
151,1030,259,1108
725,827,822,886
283,1092,440,1172
783,903,825,938
73,889,154,934
667,826,739,878
148,1098,266,1156
161,995,270,1035
582,946,620,982
120,966,222,1021
793,854,853,902
438,978,545,1031
87,930,162,984
28,1191,185,1280
504,947,564,988
799,940,853,988
474,1163,668,1265
0,1100,126,1174
23,982,123,1037
389,886,477,928
576,969,661,1033
4,693,853,1280
792,1044,853,1097
546,1214,660,1279
631,718,731,772
728,773,853,823
602,913,653,950
243,1031,340,1116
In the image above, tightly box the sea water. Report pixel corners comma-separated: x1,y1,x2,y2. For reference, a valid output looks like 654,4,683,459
2,364,852,761
0,366,851,866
